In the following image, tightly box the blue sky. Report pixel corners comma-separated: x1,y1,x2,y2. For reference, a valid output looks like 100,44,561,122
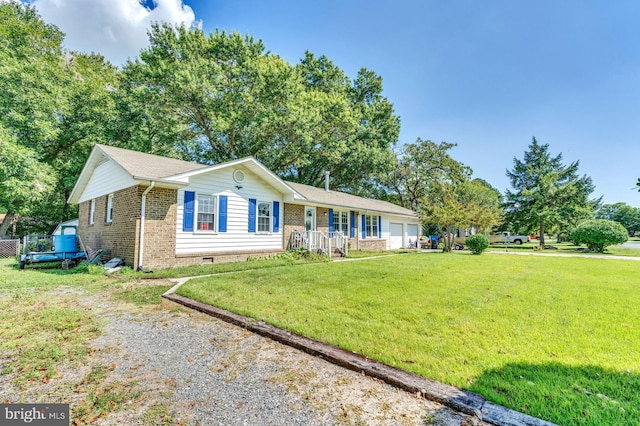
30,0,640,206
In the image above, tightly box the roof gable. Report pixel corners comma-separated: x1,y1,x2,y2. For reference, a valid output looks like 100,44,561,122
68,145,303,204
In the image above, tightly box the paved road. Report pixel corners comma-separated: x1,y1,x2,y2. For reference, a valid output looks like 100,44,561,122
622,241,640,249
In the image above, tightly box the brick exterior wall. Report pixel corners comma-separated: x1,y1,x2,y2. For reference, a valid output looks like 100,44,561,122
283,204,305,249
140,187,177,270
79,185,282,270
358,239,387,250
77,186,141,265
78,189,391,270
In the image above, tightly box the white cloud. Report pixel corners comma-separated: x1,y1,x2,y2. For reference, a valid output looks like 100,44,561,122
30,0,197,66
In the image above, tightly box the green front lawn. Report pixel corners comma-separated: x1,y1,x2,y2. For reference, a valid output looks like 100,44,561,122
177,253,640,425
487,240,640,257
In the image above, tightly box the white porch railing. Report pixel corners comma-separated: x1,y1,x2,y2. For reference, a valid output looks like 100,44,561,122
288,230,348,258
330,231,349,257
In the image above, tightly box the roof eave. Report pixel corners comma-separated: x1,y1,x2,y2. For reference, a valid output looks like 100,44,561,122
132,176,190,188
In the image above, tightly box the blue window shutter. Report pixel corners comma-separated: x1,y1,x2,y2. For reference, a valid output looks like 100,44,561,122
248,198,256,232
183,191,195,232
361,214,366,239
378,216,382,238
350,211,355,238
273,201,280,232
218,195,227,232
328,209,334,233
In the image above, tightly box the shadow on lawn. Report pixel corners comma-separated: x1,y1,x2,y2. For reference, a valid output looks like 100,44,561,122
470,362,639,426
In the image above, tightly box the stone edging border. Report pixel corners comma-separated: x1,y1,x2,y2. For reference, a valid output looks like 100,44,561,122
162,293,556,426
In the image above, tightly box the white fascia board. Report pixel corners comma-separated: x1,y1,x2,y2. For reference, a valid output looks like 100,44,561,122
67,146,109,204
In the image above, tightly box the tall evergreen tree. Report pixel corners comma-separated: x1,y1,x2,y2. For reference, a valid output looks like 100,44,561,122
504,137,597,246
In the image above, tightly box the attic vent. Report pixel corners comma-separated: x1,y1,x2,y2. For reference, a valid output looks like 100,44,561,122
232,169,245,183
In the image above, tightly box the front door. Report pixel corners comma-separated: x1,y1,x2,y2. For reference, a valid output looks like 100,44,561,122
305,207,316,232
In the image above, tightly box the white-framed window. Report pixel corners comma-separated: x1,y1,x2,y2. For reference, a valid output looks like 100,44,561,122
89,199,96,225
106,193,114,223
257,201,271,233
333,210,348,234
196,194,216,232
365,215,378,238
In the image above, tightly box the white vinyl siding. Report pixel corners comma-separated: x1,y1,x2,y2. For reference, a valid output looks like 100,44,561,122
176,166,282,254
79,160,137,203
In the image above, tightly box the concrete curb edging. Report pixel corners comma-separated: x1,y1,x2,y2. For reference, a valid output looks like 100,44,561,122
162,293,555,426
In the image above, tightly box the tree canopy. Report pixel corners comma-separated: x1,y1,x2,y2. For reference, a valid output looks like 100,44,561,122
421,179,503,252
0,6,400,235
595,203,640,236
382,139,470,211
120,24,399,193
0,3,119,236
504,137,597,246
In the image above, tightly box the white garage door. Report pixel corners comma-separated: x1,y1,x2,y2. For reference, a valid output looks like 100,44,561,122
389,223,403,249
407,224,419,245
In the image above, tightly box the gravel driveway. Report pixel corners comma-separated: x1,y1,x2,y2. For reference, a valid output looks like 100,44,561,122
0,281,485,425
83,287,483,425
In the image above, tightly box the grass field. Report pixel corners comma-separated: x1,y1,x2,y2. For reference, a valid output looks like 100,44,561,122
176,252,640,425
0,259,172,424
487,239,640,257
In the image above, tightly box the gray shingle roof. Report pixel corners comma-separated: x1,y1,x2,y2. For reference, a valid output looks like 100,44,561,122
285,181,417,217
97,144,207,179
93,145,416,217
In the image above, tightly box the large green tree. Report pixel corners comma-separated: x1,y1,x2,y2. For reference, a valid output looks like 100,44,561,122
458,179,503,233
0,3,67,235
595,203,640,236
382,139,470,211
504,137,597,246
0,3,69,148
0,125,56,236
421,179,503,252
0,3,119,235
121,24,399,192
